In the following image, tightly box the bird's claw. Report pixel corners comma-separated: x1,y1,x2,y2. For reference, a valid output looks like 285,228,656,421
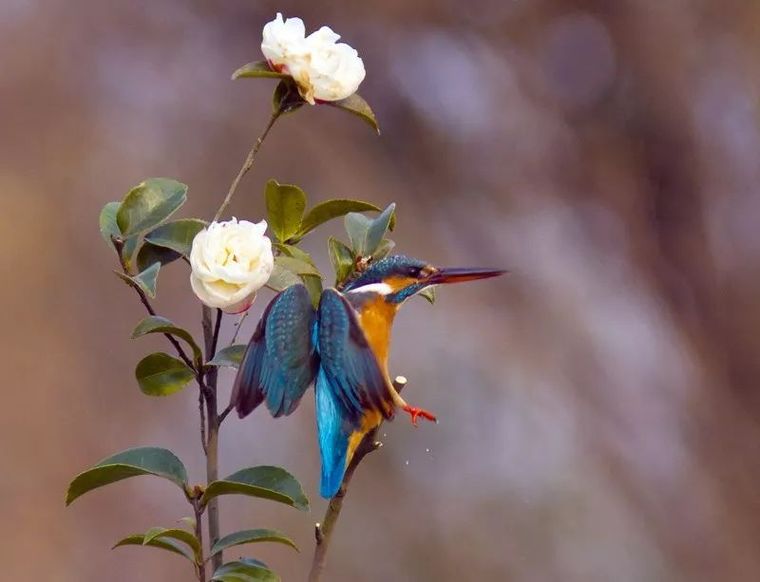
402,405,437,427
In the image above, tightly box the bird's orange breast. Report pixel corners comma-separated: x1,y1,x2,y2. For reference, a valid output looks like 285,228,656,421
356,295,397,366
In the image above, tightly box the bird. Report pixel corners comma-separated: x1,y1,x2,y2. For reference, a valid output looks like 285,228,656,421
230,254,505,498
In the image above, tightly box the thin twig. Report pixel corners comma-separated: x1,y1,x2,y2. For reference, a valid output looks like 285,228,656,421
111,238,196,371
219,402,235,423
308,377,408,582
199,388,208,455
213,110,281,222
229,310,250,346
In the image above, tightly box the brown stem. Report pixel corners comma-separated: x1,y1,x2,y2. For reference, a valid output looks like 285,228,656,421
193,499,207,582
111,238,196,371
213,110,281,222
307,377,408,582
201,305,223,571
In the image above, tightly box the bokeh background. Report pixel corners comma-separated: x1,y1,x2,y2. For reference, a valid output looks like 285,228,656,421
3,0,760,580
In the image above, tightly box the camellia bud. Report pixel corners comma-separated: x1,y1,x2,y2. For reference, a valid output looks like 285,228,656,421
189,218,274,313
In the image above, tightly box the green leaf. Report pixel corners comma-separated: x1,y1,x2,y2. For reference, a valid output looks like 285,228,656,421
232,60,289,80
66,447,189,505
372,238,395,260
132,316,203,363
419,286,437,304
272,79,305,114
207,344,247,369
178,516,197,531
274,255,321,277
365,203,396,257
143,527,202,562
136,352,194,396
213,559,279,582
294,200,384,241
136,241,181,273
326,93,380,134
99,202,121,245
145,219,206,256
113,533,196,563
113,262,161,298
274,244,315,265
266,263,302,292
116,178,188,237
210,529,299,556
121,235,142,270
344,213,372,255
328,237,355,285
201,466,309,511
265,179,307,243
301,274,323,308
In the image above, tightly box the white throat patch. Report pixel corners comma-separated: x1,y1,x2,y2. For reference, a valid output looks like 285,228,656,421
346,282,393,295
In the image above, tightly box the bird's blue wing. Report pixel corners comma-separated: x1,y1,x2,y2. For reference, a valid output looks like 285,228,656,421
315,289,394,497
231,284,318,418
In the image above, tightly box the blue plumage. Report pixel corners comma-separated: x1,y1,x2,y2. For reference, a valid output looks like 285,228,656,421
231,284,318,418
314,289,394,497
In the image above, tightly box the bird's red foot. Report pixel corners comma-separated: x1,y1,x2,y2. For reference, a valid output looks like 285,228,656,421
402,405,438,427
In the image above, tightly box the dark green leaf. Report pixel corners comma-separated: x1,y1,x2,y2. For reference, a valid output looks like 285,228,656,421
145,219,206,256
232,60,288,80
419,286,437,304
274,255,321,277
143,527,202,562
365,203,396,257
113,533,197,563
213,559,279,582
265,179,307,243
210,529,299,556
328,237,355,285
99,202,121,245
326,93,380,134
121,235,142,271
201,466,309,511
132,316,203,363
294,200,383,241
136,241,181,273
116,178,187,237
136,352,194,396
266,263,302,292
301,274,323,308
66,446,188,505
344,213,372,255
372,239,395,260
113,262,161,298
207,344,247,369
272,79,305,115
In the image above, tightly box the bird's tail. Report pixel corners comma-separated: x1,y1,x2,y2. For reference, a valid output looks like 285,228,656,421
315,368,382,498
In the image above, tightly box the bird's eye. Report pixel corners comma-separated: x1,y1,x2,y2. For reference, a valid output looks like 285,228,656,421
407,266,421,277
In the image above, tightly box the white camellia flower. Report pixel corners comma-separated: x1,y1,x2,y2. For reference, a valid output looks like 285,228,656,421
260,13,365,105
189,218,274,313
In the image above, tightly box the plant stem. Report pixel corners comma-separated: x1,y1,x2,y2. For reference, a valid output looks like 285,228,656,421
213,110,281,222
193,500,207,582
201,306,223,571
308,377,407,582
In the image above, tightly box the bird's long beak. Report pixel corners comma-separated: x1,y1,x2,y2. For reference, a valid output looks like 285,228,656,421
427,267,507,285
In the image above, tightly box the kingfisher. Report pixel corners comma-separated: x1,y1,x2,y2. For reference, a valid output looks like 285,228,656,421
230,255,505,498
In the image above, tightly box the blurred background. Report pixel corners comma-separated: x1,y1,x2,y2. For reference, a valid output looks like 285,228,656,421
3,0,760,580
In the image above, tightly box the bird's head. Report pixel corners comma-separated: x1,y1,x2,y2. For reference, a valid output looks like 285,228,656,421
343,255,505,304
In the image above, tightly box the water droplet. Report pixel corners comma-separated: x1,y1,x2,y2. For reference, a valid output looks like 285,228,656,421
425,448,430,453
382,433,387,438
405,460,410,466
